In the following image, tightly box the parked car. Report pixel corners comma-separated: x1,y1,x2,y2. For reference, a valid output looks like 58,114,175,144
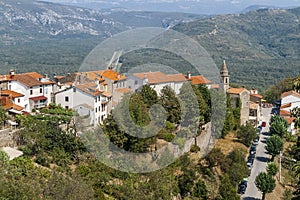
248,154,255,160
262,121,266,127
250,145,257,155
238,180,248,194
253,137,259,145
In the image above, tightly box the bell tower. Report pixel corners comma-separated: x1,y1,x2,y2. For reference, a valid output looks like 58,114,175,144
220,60,229,92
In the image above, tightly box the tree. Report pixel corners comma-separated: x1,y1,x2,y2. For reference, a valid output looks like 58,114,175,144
265,135,284,161
255,172,276,200
0,150,9,168
219,174,240,200
221,94,235,138
269,115,288,137
159,86,181,124
294,76,300,92
237,122,257,147
140,85,158,108
266,162,279,176
193,179,208,199
0,106,8,127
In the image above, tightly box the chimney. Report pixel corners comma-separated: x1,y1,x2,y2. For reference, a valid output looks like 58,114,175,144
186,71,191,79
44,74,48,79
9,69,15,78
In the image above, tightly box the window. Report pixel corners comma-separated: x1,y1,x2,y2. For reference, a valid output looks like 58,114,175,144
30,90,33,95
135,80,138,85
65,106,69,109
65,96,69,102
40,88,43,93
95,108,97,113
101,104,105,112
18,98,20,103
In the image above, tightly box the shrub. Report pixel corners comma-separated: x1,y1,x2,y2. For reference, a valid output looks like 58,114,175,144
190,145,200,153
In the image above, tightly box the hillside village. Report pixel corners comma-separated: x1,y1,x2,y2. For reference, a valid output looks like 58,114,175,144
0,60,298,134
0,60,299,199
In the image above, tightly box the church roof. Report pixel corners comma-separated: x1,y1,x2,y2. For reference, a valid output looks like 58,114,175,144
220,60,229,76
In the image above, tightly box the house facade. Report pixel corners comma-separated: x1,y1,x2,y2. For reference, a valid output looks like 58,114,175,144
126,71,189,95
3,71,54,112
55,82,112,126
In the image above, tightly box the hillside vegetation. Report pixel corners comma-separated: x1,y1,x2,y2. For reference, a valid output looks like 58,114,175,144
173,8,300,90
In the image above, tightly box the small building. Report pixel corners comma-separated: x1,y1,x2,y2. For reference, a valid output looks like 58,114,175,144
281,90,300,111
126,71,188,95
55,82,112,126
5,70,54,112
227,87,250,126
189,74,212,89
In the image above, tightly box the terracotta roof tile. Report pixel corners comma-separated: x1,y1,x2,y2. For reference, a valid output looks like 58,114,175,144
23,72,43,79
0,90,24,98
190,76,212,85
280,103,292,109
0,96,23,111
75,82,103,97
211,84,219,89
280,109,290,116
167,74,188,82
14,74,42,87
115,88,133,94
134,71,188,84
251,94,263,99
283,116,295,125
101,70,126,81
281,90,300,99
228,87,247,95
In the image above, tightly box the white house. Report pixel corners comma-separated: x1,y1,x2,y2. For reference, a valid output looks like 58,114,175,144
126,71,189,95
281,90,300,111
6,71,54,112
55,82,112,126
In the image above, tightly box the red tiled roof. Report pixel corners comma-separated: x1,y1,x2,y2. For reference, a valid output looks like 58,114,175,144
281,90,300,99
23,72,43,79
0,96,23,111
0,90,24,98
167,74,188,82
228,87,247,95
280,109,290,116
134,71,188,84
14,74,42,87
76,82,103,97
251,94,263,99
280,103,292,109
29,96,47,101
115,88,132,94
101,70,126,81
190,76,212,85
283,116,295,125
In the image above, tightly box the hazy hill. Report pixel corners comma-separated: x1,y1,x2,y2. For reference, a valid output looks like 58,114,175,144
173,8,300,90
0,0,203,75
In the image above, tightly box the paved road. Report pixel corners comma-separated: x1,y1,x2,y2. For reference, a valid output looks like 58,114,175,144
242,107,272,200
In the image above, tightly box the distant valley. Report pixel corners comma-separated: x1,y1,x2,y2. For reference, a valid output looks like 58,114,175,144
0,0,300,90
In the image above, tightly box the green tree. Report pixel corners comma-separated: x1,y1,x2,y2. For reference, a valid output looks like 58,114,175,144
159,85,181,124
0,106,8,127
178,169,196,197
264,77,294,103
219,174,240,200
255,172,276,200
237,122,257,147
0,150,9,168
265,135,284,161
266,162,279,176
129,93,150,126
193,179,208,199
269,115,288,137
140,85,158,108
222,94,235,138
